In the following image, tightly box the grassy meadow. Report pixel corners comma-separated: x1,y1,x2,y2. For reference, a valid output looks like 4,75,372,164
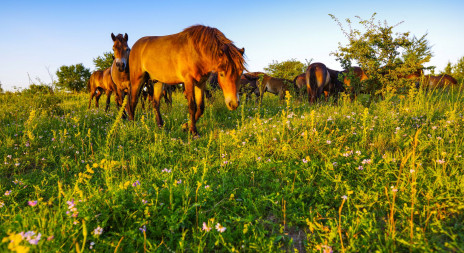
1,87,464,252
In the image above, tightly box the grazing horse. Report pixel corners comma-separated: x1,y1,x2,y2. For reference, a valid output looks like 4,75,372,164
239,72,260,102
128,25,245,135
340,66,368,100
110,33,131,111
293,73,306,97
258,74,292,102
88,68,115,111
420,74,458,89
305,63,332,103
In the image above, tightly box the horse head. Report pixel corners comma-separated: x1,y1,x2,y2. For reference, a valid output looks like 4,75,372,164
216,45,245,110
111,33,130,72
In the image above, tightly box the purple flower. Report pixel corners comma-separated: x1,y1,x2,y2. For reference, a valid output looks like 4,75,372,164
132,180,140,187
28,200,38,207
139,225,146,233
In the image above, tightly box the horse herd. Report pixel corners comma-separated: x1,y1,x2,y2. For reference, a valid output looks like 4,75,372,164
88,25,459,135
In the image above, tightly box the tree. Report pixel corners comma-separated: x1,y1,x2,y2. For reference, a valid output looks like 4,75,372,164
263,58,312,80
55,64,91,92
452,56,464,84
329,13,433,100
441,62,453,75
0,81,3,93
93,52,114,71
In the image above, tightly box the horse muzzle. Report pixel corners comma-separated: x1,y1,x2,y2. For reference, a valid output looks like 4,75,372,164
225,98,239,110
115,62,125,72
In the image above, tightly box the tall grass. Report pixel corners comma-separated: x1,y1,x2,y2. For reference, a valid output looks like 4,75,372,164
0,87,463,252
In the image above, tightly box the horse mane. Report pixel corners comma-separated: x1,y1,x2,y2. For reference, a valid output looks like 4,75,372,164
181,25,246,76
113,34,126,43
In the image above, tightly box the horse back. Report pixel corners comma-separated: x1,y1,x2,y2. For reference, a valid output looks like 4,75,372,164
131,35,197,84
89,70,104,90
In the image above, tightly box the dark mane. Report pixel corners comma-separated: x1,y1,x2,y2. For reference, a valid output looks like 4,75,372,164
181,25,246,76
114,34,126,42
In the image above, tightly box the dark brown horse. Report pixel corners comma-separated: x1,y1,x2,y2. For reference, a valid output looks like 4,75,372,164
88,67,115,111
110,33,130,111
239,72,261,102
128,25,245,135
141,80,175,108
420,74,458,89
293,73,306,97
305,63,332,103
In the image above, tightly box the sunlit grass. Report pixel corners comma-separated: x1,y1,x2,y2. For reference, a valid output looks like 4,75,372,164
0,86,463,252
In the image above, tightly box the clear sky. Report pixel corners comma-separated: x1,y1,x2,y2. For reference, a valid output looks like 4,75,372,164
1,0,463,91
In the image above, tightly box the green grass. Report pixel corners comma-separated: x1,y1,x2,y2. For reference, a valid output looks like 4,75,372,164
1,87,464,252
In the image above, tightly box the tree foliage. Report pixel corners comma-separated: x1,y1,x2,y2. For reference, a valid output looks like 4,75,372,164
329,13,433,99
264,58,311,80
55,64,91,92
93,52,114,71
452,56,464,84
0,81,3,93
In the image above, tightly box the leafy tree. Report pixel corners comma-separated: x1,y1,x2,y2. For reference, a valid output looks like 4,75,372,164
55,64,91,92
0,81,3,93
329,13,433,101
452,56,464,84
93,52,114,71
264,58,312,80
441,62,453,75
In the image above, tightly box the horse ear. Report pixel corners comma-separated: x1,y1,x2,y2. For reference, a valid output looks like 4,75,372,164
239,47,245,56
111,33,116,41
124,33,128,42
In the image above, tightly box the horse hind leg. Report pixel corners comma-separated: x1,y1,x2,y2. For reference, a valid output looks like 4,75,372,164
95,89,103,108
88,89,96,109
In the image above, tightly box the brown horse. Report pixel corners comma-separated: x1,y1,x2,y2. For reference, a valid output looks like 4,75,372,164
110,33,130,111
258,74,292,102
128,25,245,135
88,68,115,111
420,74,458,89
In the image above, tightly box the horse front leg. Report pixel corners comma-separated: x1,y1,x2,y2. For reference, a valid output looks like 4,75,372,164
183,81,198,136
105,91,112,112
128,74,147,121
194,85,205,121
152,81,164,127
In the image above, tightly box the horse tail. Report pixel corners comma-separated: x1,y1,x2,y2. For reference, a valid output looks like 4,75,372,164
305,65,317,102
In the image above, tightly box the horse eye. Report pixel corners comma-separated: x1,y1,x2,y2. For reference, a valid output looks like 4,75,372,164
220,73,225,77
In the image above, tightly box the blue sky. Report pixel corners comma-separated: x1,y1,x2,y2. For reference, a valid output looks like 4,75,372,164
1,0,463,91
